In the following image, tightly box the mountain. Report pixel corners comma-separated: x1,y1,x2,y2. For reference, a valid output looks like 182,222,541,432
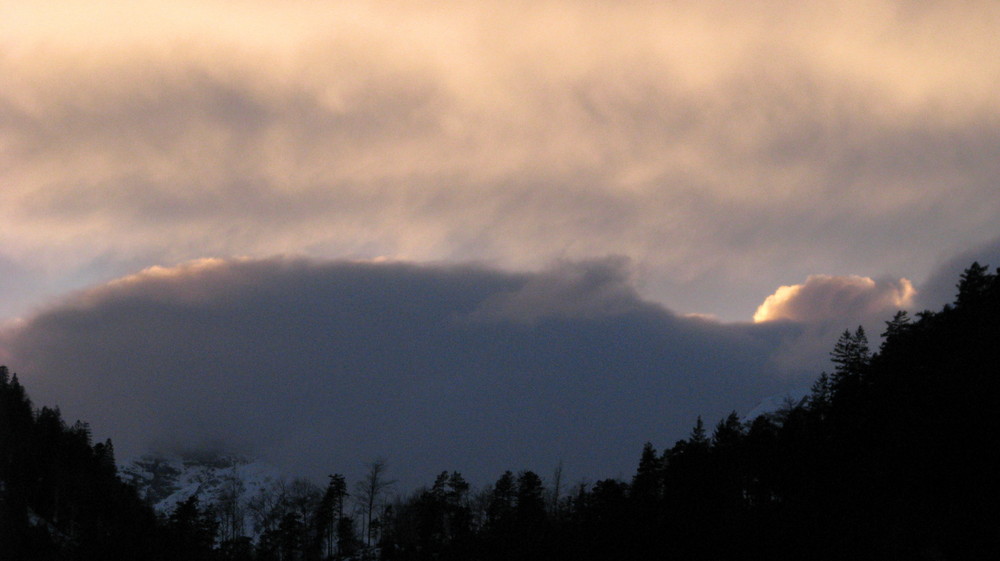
120,453,285,540
741,386,810,421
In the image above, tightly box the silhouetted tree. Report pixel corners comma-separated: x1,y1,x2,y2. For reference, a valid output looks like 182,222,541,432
356,458,395,549
336,515,360,559
1,368,159,560
879,310,911,348
830,326,871,388
315,473,348,559
163,496,218,561
955,261,993,307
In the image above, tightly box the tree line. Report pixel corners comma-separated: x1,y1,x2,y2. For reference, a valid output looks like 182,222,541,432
2,263,999,560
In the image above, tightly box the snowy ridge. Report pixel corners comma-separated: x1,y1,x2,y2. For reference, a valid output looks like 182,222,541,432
743,387,810,421
120,453,284,539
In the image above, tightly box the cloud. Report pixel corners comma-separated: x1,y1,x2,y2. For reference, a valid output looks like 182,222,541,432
753,275,915,324
913,235,1000,311
2,1,999,321
751,274,918,375
465,257,641,324
0,257,810,488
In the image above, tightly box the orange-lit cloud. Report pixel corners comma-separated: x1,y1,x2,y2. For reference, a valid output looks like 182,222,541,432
1,1,999,320
754,275,915,323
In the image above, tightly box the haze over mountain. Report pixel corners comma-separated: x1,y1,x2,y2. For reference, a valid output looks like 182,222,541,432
2,1,999,490
0,257,803,487
1,250,989,488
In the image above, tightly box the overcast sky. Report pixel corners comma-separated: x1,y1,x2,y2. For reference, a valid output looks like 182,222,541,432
2,1,999,487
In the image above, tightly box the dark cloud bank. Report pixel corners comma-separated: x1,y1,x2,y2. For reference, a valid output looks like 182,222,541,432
915,235,1000,312
3,257,816,488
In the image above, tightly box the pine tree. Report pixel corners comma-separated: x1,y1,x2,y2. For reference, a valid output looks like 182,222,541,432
690,416,708,446
712,412,744,450
164,495,219,561
829,326,870,393
809,372,832,413
336,515,359,559
315,474,348,559
515,471,546,525
631,442,662,504
880,310,911,343
512,471,549,559
955,261,993,307
485,471,515,530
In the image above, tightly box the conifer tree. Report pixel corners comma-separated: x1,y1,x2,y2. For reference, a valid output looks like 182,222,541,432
712,412,744,450
164,495,219,561
880,310,911,344
809,372,832,413
631,442,662,503
689,416,709,448
955,261,993,307
485,471,515,529
829,326,870,392
315,473,348,559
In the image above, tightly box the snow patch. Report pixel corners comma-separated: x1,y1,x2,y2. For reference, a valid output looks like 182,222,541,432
120,453,286,540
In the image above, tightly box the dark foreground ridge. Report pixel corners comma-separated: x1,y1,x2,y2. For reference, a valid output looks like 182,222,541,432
2,263,999,560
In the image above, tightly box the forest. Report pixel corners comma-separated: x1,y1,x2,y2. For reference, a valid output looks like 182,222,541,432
2,263,998,560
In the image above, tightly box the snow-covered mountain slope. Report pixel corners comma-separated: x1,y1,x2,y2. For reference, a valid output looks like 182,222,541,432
742,386,811,421
120,453,292,540
121,453,281,512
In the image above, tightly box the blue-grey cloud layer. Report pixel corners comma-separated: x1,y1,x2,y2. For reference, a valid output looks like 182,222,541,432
1,257,809,487
914,236,1000,312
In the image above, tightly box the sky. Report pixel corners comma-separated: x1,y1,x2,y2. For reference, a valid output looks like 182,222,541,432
2,1,999,488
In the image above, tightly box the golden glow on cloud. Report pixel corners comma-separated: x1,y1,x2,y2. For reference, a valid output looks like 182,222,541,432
107,258,233,287
754,285,806,323
1,1,998,320
754,275,916,323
